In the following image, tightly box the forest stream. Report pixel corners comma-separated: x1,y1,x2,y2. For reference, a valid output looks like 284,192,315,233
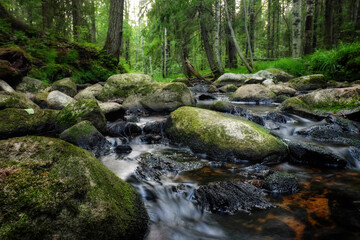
100,85,360,240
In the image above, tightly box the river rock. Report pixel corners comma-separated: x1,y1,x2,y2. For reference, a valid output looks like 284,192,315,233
135,149,204,182
267,83,297,96
198,94,216,100
207,85,218,93
171,77,191,86
140,82,196,112
15,76,50,94
212,73,248,87
257,68,294,82
0,79,15,92
56,99,106,132
166,107,288,163
287,141,348,168
143,120,166,135
106,120,142,138
219,84,237,93
0,136,148,239
99,102,126,121
231,84,276,102
0,48,31,86
195,181,274,214
98,73,156,101
47,90,75,110
0,91,39,110
287,74,327,91
59,121,111,157
280,86,360,121
52,77,77,97
0,108,58,139
115,144,132,154
263,171,299,194
34,91,50,108
74,83,103,100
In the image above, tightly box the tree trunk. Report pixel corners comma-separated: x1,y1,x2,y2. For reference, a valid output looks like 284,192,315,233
354,0,360,30
324,0,334,48
199,4,219,77
304,0,314,55
90,0,96,43
72,0,82,41
224,0,253,73
179,43,192,79
249,0,256,59
313,0,319,50
0,3,32,33
292,0,302,58
225,0,237,68
214,0,224,75
164,27,168,78
267,0,271,58
243,0,254,66
42,0,53,31
103,0,125,63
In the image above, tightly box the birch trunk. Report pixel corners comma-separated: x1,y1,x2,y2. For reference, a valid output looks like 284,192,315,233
292,0,302,58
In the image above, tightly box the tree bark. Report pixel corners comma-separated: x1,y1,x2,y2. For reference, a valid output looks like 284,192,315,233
199,4,219,77
225,0,237,68
267,0,271,58
90,0,96,43
103,0,125,63
324,0,334,48
292,0,302,58
224,0,253,73
313,0,319,50
72,0,83,41
304,0,314,55
249,0,256,59
243,0,254,66
214,0,224,75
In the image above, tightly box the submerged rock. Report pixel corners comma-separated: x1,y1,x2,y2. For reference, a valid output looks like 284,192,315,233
287,141,347,168
52,77,77,97
219,84,237,93
0,136,148,239
231,84,276,102
280,86,360,121
195,181,274,214
166,107,288,163
0,91,39,110
0,108,58,139
106,120,142,138
59,121,111,157
287,74,327,91
135,149,204,182
56,99,106,132
198,94,216,101
263,171,299,194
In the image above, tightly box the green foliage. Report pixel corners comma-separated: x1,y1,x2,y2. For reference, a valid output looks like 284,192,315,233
309,43,360,81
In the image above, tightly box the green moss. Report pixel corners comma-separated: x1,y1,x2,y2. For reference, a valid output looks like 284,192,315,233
166,107,287,162
56,99,106,132
0,108,59,139
280,97,310,111
59,121,99,144
0,92,39,110
52,78,77,97
0,136,148,239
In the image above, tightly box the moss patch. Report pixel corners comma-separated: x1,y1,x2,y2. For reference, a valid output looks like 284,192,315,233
0,92,39,110
0,136,148,239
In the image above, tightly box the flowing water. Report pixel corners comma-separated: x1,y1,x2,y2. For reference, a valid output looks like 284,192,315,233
100,88,360,240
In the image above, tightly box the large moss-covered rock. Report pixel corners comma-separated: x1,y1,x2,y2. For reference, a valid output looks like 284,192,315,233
287,74,327,91
231,84,276,102
213,73,248,87
166,107,288,163
140,82,196,112
0,136,148,240
16,77,50,94
0,108,59,139
47,90,75,110
59,121,111,157
267,83,297,96
257,68,294,82
74,83,103,100
52,77,77,97
280,86,360,120
0,91,39,110
56,99,106,132
98,73,157,101
34,91,50,108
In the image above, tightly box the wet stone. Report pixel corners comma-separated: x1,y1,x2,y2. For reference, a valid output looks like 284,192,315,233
115,145,132,154
263,171,299,194
195,181,274,214
106,120,142,138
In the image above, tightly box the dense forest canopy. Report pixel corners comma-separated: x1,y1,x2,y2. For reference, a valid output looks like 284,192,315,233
1,0,360,82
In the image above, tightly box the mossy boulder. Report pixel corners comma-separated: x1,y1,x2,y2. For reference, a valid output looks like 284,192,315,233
140,82,196,112
74,83,103,100
171,77,191,86
219,84,237,93
15,77,50,94
231,84,276,102
0,136,148,240
47,90,75,110
165,107,288,163
0,108,59,139
280,86,360,121
0,91,39,110
287,74,327,91
34,91,50,108
99,102,126,121
52,77,77,97
267,83,297,96
59,121,111,157
98,73,157,101
207,85,218,93
257,68,294,82
56,99,106,132
210,101,233,112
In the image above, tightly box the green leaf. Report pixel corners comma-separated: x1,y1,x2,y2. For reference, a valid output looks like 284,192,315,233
24,109,35,115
